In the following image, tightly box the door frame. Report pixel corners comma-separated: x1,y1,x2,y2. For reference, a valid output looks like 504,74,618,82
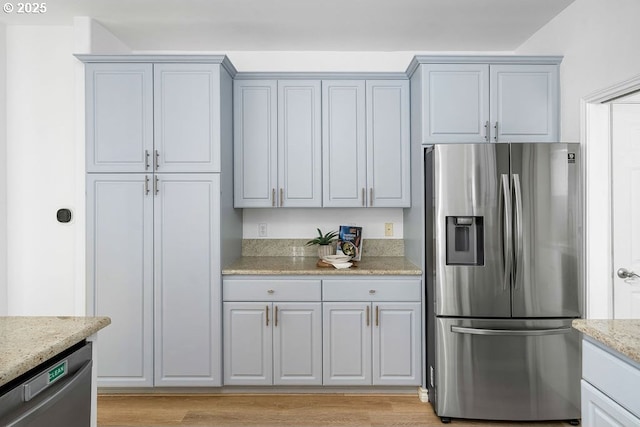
582,73,640,318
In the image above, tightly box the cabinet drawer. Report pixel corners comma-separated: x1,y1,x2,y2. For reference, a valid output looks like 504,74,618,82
583,339,640,417
223,279,321,301
323,280,421,301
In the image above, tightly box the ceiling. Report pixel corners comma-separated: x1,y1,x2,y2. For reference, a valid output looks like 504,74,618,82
0,0,576,51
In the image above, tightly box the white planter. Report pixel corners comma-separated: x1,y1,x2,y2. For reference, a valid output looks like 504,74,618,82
317,244,335,259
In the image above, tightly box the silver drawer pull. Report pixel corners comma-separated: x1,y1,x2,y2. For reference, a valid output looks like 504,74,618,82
267,289,275,294
369,290,376,295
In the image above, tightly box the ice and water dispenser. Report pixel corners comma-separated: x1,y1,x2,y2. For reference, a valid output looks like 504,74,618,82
445,216,484,266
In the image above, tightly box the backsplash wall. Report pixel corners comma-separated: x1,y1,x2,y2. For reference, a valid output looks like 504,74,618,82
243,208,404,239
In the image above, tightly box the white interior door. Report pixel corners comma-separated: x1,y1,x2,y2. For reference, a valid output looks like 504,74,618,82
612,103,640,319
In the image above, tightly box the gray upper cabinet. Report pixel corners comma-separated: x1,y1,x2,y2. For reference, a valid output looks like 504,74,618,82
86,64,153,172
366,80,411,207
234,80,321,208
323,80,410,207
421,62,559,143
154,64,221,172
322,81,367,207
489,64,559,143
278,81,322,207
86,63,222,173
154,174,221,387
422,64,490,143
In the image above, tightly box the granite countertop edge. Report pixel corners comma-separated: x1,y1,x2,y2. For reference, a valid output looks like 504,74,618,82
222,256,422,276
0,316,111,388
572,319,640,364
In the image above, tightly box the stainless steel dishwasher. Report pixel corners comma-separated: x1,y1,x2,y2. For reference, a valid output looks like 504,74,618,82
0,341,92,427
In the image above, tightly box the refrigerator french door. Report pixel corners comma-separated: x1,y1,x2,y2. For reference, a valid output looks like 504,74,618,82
425,143,582,422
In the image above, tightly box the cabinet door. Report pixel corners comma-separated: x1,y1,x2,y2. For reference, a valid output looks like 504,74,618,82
223,302,273,385
366,80,411,207
422,64,490,143
278,80,322,207
581,380,640,427
322,81,367,207
154,174,221,386
323,302,372,385
490,64,559,142
273,303,322,385
154,64,221,172
86,63,153,172
372,302,421,385
86,174,154,387
234,80,278,208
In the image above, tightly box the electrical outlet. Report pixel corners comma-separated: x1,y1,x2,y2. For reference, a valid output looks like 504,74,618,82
258,223,268,237
384,222,394,237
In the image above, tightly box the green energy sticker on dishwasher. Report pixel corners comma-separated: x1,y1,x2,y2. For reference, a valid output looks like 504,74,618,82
47,361,67,384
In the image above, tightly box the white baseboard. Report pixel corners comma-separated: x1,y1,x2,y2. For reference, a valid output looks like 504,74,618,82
418,387,429,402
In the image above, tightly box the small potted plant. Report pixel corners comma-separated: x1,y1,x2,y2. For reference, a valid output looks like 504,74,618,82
306,228,338,258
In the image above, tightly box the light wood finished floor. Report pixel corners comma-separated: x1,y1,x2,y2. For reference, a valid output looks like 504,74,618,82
97,394,574,427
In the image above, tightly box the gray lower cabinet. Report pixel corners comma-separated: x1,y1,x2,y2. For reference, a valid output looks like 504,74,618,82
581,339,640,426
322,279,422,386
222,277,421,387
222,279,323,386
87,174,154,387
323,302,421,386
87,173,223,387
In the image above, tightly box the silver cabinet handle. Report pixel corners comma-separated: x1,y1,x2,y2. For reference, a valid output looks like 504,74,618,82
369,289,376,295
144,175,150,195
155,150,160,170
154,176,159,195
145,150,150,170
366,305,370,327
272,189,276,207
493,122,499,142
451,326,571,336
375,305,379,327
484,121,489,142
267,289,275,294
369,188,373,207
275,305,279,327
266,305,269,326
617,268,640,279
280,188,284,207
362,188,365,207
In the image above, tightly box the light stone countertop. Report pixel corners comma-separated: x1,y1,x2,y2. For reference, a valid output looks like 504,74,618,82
572,319,640,364
222,256,422,276
0,316,111,388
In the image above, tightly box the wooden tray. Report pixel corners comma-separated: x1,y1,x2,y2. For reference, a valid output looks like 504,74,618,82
316,259,357,268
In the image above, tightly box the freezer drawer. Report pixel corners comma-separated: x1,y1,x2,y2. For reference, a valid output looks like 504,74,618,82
432,318,581,421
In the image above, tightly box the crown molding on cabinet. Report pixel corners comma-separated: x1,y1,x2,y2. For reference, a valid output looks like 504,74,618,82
405,55,563,78
234,72,409,80
74,54,238,77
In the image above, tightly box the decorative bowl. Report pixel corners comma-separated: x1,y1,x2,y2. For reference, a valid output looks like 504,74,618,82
322,255,352,264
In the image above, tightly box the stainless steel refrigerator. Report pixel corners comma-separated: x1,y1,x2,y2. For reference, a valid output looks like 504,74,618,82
424,143,582,423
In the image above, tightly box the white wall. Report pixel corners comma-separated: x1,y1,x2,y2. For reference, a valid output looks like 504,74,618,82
516,0,640,141
0,23,7,315
517,0,640,318
6,26,78,315
243,208,404,239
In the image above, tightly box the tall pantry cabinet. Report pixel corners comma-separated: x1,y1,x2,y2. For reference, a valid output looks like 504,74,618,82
80,56,241,387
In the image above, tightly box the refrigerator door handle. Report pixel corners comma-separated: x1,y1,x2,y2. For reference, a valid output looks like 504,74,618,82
451,325,572,337
500,174,513,291
513,174,524,290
